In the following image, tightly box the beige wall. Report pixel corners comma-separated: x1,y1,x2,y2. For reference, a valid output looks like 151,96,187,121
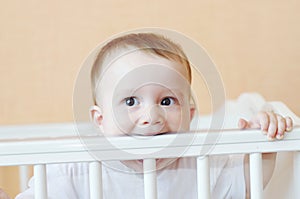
1,0,299,197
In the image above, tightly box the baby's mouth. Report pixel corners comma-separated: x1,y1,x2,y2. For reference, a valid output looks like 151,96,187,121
154,131,169,136
131,131,170,137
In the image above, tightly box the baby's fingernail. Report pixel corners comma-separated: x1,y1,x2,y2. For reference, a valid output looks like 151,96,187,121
262,130,268,135
286,127,293,132
268,135,275,141
276,134,284,140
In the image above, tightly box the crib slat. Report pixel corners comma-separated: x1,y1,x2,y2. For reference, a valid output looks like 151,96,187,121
197,156,210,199
249,153,263,199
34,164,47,199
143,159,157,199
294,151,300,199
89,161,103,199
19,165,29,191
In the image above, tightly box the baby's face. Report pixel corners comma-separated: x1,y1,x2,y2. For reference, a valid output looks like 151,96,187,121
93,50,194,171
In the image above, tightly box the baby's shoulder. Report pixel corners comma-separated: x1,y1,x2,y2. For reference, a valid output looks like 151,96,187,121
46,162,90,177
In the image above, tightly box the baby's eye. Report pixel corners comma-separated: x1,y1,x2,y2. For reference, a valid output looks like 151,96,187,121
160,97,176,106
125,97,139,107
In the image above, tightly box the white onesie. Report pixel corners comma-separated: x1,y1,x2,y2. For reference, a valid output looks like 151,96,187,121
16,155,245,199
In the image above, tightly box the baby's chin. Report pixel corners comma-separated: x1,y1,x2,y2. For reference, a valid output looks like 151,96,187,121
121,158,178,173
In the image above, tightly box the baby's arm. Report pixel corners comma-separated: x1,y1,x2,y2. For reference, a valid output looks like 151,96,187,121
238,111,293,198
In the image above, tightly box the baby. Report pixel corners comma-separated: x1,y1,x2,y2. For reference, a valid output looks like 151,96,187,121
15,32,293,199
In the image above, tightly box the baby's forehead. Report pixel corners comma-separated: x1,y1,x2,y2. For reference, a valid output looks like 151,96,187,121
96,50,190,91
94,47,191,102
101,48,187,77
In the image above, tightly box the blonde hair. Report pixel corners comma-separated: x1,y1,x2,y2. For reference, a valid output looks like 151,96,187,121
91,33,192,105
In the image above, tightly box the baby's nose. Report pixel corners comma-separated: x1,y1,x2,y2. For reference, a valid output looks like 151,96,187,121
138,105,165,126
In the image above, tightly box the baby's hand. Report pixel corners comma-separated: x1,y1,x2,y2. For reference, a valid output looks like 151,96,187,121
238,111,293,140
0,189,10,199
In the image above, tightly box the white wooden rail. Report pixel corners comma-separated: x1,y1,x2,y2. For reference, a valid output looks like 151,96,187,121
143,159,157,199
33,165,47,198
197,156,210,199
249,153,263,199
89,161,102,199
0,126,300,199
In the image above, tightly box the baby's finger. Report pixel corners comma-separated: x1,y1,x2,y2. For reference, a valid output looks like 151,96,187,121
267,112,278,141
238,118,249,129
258,112,269,135
285,116,293,132
276,115,286,140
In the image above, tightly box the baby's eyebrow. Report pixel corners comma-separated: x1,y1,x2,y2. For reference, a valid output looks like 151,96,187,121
115,89,137,97
164,89,185,98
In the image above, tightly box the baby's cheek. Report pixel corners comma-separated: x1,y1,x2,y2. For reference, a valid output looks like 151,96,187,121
110,109,138,135
167,110,188,132
102,116,132,136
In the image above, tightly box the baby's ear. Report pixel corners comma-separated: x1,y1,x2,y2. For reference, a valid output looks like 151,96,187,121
89,105,103,127
189,104,196,121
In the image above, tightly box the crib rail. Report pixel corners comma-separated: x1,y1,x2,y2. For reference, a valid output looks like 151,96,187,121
0,128,299,165
0,126,300,199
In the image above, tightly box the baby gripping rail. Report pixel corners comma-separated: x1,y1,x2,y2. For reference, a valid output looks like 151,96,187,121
0,124,299,199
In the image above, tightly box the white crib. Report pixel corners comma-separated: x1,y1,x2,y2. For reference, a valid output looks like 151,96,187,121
0,93,300,199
